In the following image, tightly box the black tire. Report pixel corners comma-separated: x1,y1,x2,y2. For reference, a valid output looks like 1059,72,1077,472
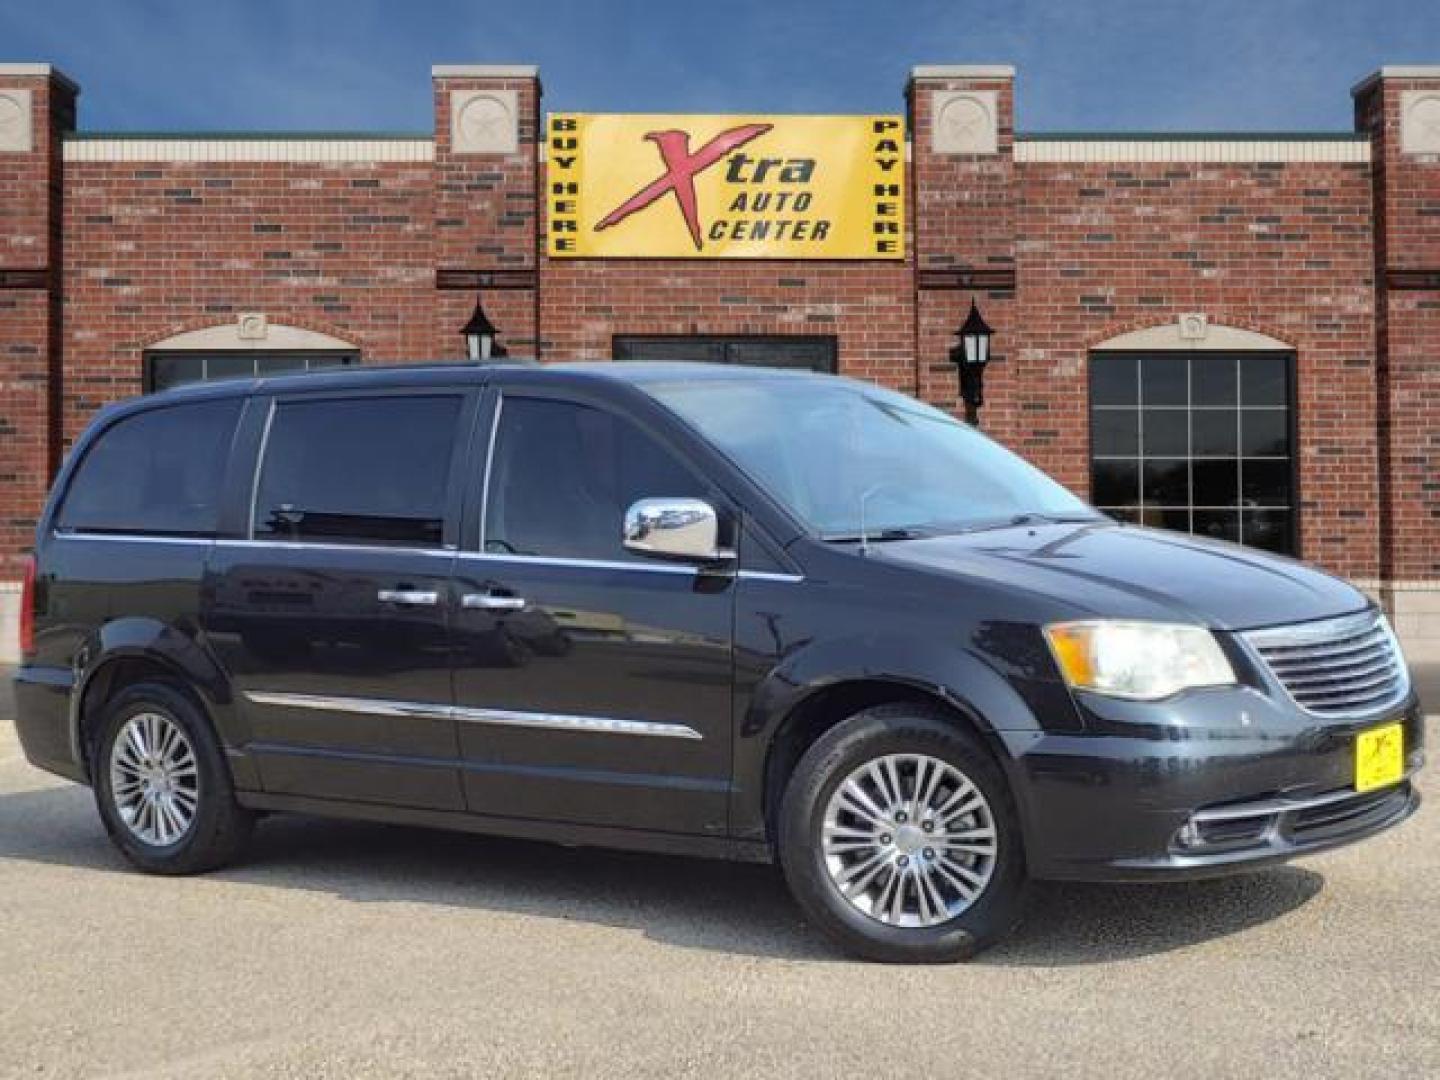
92,681,254,875
777,703,1026,963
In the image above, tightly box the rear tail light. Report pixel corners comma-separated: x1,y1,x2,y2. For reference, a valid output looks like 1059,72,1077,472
19,555,35,656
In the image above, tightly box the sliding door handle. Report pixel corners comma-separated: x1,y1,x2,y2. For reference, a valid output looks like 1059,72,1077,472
462,593,526,611
377,589,440,606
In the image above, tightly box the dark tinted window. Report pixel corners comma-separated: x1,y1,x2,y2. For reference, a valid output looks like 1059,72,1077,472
485,397,706,560
254,395,461,547
145,351,357,393
59,399,240,536
613,335,837,372
1089,351,1295,555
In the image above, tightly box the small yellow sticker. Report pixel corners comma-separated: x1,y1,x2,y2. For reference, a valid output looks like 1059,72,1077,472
1355,723,1405,793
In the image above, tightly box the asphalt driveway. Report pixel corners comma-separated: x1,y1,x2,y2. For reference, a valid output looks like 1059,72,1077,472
1,669,1436,1079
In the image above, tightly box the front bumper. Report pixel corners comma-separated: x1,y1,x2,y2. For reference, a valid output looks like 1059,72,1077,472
1003,685,1426,882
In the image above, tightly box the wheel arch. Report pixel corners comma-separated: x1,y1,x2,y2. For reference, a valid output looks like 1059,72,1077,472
69,617,241,782
759,676,1006,846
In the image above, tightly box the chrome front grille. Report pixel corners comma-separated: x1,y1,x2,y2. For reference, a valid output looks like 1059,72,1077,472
1244,610,1410,718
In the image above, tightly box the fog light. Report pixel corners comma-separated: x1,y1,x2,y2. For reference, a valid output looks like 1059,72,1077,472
1176,820,1201,849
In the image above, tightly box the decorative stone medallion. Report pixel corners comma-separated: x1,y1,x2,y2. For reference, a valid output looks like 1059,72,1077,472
1400,91,1440,155
237,312,268,341
451,89,519,155
1178,313,1209,341
932,90,998,155
0,89,33,153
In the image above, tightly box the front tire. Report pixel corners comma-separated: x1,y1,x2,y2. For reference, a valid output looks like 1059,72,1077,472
778,704,1026,962
93,681,254,875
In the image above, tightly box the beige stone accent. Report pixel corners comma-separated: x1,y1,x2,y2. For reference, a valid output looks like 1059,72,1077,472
450,89,519,155
932,91,998,155
1400,90,1440,155
1016,139,1369,163
0,583,19,665
1093,322,1292,352
63,138,433,163
146,321,356,352
0,87,33,153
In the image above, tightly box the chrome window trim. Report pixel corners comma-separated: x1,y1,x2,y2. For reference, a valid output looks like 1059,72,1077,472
49,532,794,576
457,550,698,576
248,398,276,540
736,569,805,584
478,393,503,550
51,531,213,546
242,691,703,740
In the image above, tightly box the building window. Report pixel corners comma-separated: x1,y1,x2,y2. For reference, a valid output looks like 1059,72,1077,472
1089,351,1296,555
143,351,358,393
613,335,837,373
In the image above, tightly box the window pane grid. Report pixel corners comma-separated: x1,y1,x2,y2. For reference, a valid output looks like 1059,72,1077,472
1088,351,1294,555
144,351,358,393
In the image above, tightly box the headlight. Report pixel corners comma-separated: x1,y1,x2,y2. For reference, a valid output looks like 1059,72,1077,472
1043,620,1236,700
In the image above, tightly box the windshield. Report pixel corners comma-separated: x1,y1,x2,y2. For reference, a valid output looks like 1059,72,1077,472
646,377,1101,538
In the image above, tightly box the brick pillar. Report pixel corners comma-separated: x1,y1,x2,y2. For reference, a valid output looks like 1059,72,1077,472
0,64,76,660
430,65,541,359
907,65,1025,455
1354,66,1440,660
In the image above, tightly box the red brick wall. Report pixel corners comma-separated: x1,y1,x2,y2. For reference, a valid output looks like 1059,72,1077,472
1010,156,1379,578
909,73,1019,477
2,62,1435,600
538,257,915,386
1356,75,1440,584
0,71,73,576
906,73,1380,579
60,157,441,445
432,73,540,353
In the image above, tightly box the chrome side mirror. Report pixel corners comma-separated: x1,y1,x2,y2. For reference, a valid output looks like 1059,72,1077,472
623,498,735,563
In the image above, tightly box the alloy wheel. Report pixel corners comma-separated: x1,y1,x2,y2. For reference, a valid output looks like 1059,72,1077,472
108,711,200,847
821,752,998,928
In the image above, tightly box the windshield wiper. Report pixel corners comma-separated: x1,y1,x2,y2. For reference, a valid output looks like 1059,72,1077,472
820,527,926,543
1009,512,1101,526
959,513,1103,534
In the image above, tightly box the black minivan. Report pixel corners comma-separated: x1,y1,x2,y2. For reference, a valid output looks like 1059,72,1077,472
12,362,1424,961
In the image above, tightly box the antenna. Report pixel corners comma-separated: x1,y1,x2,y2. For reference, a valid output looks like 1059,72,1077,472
858,483,882,557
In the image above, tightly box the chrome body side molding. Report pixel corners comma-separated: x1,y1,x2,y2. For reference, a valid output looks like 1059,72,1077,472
242,691,704,741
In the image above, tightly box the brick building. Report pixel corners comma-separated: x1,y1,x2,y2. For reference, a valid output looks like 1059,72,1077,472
1,61,1437,661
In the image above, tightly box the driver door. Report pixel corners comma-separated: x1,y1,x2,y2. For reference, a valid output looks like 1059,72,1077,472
451,388,736,835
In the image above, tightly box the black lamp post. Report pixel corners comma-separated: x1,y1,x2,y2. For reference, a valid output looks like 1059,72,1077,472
949,299,994,426
461,295,507,361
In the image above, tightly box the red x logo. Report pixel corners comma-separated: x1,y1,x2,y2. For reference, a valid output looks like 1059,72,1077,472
595,123,773,251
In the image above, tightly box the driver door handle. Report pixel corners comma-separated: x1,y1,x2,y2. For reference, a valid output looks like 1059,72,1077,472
377,589,440,606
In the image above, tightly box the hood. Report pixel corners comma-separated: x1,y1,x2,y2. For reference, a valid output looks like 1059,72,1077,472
872,522,1370,631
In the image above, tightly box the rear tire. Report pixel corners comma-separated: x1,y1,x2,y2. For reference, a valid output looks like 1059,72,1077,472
778,703,1026,962
93,681,254,875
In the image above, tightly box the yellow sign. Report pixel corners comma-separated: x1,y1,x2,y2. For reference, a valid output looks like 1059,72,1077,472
1354,722,1404,793
547,113,905,259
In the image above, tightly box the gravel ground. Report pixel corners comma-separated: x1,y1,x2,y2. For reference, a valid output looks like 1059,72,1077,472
1,669,1435,1079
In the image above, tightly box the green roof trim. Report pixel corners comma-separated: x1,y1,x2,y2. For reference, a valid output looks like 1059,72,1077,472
1018,131,1369,142
66,131,432,141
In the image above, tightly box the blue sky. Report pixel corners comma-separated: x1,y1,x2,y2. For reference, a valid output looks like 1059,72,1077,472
3,0,1437,133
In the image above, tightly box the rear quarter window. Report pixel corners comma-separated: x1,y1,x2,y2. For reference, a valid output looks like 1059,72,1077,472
57,398,241,537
